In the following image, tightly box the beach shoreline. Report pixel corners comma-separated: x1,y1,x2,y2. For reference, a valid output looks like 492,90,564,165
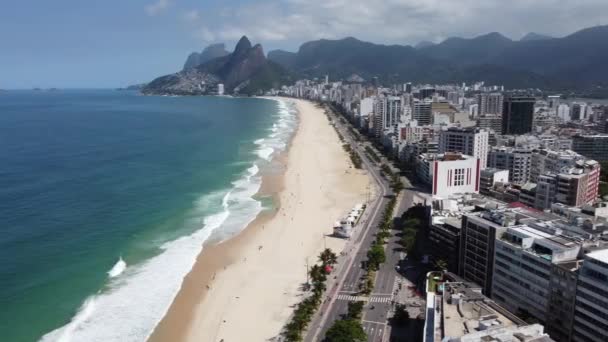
148,98,372,342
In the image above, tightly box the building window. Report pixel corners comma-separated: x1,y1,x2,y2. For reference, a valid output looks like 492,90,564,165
454,168,465,186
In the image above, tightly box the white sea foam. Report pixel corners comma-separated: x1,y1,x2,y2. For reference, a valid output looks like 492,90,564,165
107,257,126,278
257,147,274,161
39,97,297,342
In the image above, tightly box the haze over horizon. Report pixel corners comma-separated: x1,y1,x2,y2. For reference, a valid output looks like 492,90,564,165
2,0,608,88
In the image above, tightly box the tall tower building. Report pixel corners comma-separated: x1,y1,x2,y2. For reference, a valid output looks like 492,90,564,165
571,102,587,121
502,96,535,135
404,82,412,94
547,95,561,109
413,101,432,125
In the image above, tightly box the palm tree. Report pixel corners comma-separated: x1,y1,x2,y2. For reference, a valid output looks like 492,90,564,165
319,248,338,266
309,264,326,285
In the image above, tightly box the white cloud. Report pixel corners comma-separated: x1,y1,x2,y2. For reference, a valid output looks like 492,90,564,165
192,0,608,47
195,27,216,42
145,0,171,16
183,10,200,23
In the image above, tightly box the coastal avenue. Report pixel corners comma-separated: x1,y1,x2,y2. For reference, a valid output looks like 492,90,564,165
304,105,427,342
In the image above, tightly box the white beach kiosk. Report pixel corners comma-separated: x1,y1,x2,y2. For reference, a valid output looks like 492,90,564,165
333,204,365,238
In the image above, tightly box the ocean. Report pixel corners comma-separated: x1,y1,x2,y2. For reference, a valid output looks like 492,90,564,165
0,90,296,341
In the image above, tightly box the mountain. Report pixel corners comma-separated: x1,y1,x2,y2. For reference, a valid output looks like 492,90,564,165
520,32,553,41
143,36,292,96
418,32,514,65
183,43,229,70
277,37,455,83
267,36,545,88
267,25,608,91
492,25,608,86
414,40,435,49
267,49,297,69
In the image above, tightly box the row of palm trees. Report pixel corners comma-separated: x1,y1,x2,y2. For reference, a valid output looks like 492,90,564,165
343,143,363,169
283,248,338,341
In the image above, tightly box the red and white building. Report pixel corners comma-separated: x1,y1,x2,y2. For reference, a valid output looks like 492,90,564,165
416,152,481,198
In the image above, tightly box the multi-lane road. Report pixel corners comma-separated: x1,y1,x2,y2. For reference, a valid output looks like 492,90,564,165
303,107,427,342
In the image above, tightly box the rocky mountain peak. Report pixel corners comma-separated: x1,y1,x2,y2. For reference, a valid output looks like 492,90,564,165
234,36,253,55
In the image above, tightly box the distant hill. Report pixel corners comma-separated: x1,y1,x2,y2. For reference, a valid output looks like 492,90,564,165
269,37,454,83
520,32,553,41
143,36,292,96
414,40,435,49
491,25,608,87
266,25,608,90
268,36,547,88
267,49,297,69
183,44,229,70
418,32,514,65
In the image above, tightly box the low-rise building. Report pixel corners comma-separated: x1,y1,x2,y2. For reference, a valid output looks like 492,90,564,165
480,168,510,196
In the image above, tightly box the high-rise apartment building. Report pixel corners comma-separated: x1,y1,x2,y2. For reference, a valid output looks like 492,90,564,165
439,127,489,169
502,96,535,135
492,225,581,323
477,92,504,115
459,211,510,296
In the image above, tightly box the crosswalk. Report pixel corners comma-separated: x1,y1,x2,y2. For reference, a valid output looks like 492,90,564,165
336,294,393,303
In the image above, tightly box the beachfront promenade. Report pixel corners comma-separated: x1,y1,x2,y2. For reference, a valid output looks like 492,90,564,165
304,105,429,342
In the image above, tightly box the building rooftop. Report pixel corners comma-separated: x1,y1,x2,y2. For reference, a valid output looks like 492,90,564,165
455,324,554,342
438,281,535,341
586,248,608,263
420,152,476,162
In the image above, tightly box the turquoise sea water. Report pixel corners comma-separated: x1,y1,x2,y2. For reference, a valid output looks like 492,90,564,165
0,90,296,341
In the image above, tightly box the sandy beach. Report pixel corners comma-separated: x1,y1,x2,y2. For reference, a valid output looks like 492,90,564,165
148,98,372,342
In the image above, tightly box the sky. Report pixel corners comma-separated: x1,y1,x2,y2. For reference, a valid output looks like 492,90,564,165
1,0,608,88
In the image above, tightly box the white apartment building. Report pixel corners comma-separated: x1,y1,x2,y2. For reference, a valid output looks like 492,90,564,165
492,225,581,323
372,95,401,138
439,127,489,169
488,147,533,184
557,104,571,122
477,92,504,115
530,149,586,182
416,153,480,198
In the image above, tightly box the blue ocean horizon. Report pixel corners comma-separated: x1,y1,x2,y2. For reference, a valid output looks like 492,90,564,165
0,90,296,341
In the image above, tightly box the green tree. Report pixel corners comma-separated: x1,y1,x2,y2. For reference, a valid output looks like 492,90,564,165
347,301,364,320
325,319,367,342
367,244,386,270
